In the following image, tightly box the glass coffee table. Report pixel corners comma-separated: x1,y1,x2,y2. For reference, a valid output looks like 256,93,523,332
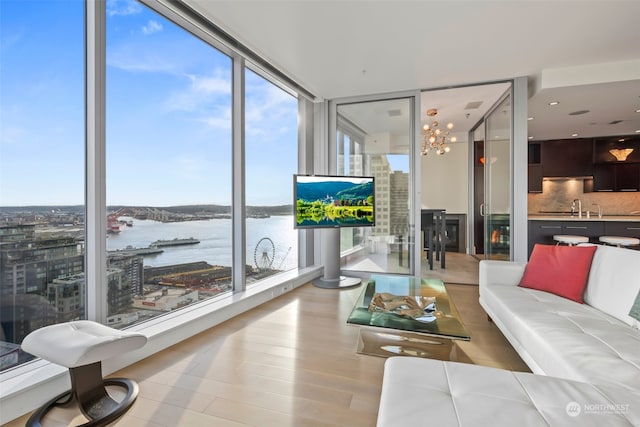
347,274,470,360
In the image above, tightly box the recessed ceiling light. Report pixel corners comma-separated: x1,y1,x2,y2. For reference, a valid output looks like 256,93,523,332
528,136,534,140
636,129,640,133
527,117,534,121
636,109,640,113
571,133,579,137
548,101,560,106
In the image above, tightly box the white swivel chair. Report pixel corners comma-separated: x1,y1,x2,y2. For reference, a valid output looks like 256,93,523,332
21,320,147,427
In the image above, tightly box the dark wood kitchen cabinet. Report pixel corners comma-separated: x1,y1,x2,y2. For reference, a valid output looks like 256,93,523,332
528,220,605,257
560,221,604,240
528,221,562,255
530,134,640,192
593,164,616,191
593,163,640,192
592,135,640,191
541,138,593,177
615,163,640,191
604,222,640,239
593,136,640,164
528,164,543,193
528,142,542,192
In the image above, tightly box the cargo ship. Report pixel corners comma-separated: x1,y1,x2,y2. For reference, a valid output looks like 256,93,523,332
152,237,200,247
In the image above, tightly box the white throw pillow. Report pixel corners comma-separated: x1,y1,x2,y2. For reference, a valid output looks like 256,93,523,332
583,244,640,327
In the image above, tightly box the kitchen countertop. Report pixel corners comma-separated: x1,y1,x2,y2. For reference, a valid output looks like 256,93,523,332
529,215,640,222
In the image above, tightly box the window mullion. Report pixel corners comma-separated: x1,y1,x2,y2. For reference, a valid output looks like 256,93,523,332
85,0,108,323
232,56,246,292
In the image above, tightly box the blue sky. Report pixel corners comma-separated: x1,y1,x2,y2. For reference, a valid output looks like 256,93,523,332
0,0,298,207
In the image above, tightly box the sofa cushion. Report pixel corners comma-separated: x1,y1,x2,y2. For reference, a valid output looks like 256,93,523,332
377,357,640,427
583,244,640,327
518,244,597,303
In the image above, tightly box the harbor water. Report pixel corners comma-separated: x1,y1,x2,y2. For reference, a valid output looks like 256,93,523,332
107,215,298,271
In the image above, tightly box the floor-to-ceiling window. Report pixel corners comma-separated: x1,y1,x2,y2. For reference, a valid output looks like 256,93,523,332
0,0,85,368
105,3,234,327
0,0,305,374
244,69,298,280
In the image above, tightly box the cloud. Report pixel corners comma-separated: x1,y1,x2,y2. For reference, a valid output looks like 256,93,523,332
107,46,179,74
142,20,163,35
161,71,232,131
189,74,231,96
245,82,297,139
199,107,232,131
173,72,296,136
106,0,142,17
165,72,231,112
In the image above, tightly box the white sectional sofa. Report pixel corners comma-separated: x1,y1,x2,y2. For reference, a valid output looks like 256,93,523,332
479,243,640,391
376,244,640,426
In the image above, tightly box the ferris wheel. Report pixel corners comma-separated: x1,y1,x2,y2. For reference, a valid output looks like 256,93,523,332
254,237,276,270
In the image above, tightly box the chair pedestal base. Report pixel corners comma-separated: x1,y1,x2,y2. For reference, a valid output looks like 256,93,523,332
26,362,139,427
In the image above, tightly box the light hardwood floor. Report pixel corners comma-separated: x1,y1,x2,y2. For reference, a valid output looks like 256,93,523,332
419,251,481,285
4,273,529,427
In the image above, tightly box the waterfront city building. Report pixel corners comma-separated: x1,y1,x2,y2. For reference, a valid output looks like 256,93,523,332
0,225,84,343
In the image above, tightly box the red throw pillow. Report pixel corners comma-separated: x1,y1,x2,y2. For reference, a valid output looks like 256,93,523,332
518,244,597,303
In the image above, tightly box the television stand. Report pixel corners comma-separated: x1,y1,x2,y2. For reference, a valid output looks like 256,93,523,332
313,275,361,289
312,228,361,289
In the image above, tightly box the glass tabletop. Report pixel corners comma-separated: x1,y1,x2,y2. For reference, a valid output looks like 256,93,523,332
347,274,470,340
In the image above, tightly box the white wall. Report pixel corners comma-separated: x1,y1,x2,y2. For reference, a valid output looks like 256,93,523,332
421,141,469,213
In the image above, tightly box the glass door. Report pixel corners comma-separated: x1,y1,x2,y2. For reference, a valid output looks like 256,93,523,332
335,96,414,275
484,93,512,259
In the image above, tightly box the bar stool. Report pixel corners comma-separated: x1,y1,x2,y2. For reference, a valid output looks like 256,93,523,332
599,236,640,247
553,235,589,246
21,320,147,427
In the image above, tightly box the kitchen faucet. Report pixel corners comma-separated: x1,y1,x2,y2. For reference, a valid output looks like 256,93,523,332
571,199,582,218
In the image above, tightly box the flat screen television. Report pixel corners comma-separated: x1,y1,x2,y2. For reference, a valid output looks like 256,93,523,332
294,174,375,229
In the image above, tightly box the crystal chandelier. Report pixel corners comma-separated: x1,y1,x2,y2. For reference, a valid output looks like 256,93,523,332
421,108,456,155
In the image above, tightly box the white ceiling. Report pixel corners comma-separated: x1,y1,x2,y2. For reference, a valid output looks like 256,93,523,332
182,0,640,141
